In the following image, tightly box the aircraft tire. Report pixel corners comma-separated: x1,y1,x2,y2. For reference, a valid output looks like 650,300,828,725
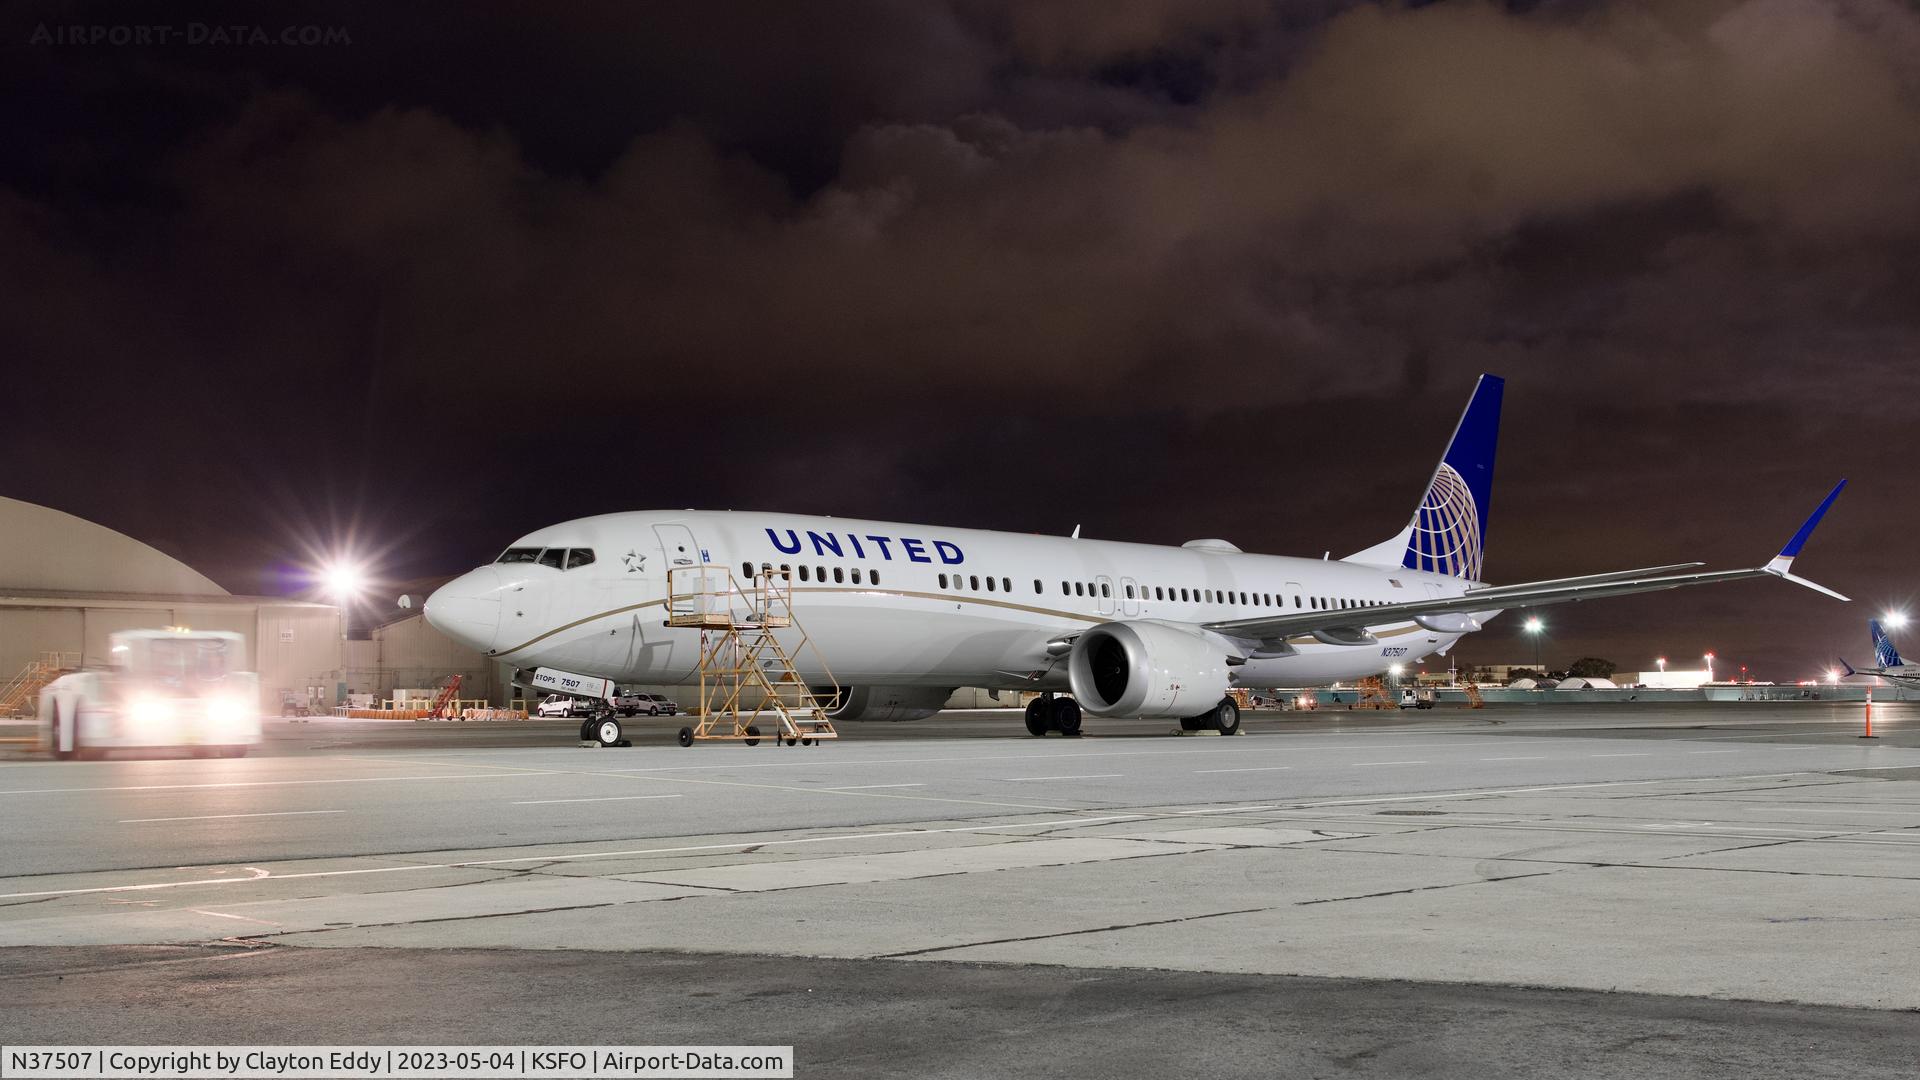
1024,699,1049,737
744,725,761,747
578,719,597,742
1212,698,1242,736
1051,697,1083,737
593,717,622,746
677,726,694,747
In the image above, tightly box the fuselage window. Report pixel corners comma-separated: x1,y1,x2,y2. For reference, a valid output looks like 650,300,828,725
1101,583,1110,598
871,569,880,585
741,562,753,579
1125,584,1134,599
565,549,595,570
1179,588,1189,601
817,566,826,582
939,573,948,588
801,566,811,582
971,575,981,591
1074,582,1084,596
1035,579,1043,594
851,567,863,585
1003,577,1012,592
496,547,541,564
1061,581,1070,595
1156,587,1165,601
985,576,996,592
833,567,845,584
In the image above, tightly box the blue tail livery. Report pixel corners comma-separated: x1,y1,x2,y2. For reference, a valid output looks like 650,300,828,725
1348,374,1503,581
1872,619,1905,669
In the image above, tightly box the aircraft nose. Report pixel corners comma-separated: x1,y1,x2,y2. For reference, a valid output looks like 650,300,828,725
425,566,504,653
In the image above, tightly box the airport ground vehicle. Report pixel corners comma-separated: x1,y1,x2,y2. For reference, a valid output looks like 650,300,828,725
1399,688,1436,709
535,693,602,719
40,629,260,759
615,691,679,716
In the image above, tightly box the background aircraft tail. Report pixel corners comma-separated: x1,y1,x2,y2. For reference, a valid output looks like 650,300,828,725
1347,373,1503,581
1872,619,1905,668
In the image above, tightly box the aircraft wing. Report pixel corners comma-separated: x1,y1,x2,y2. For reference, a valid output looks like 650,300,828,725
1204,481,1849,645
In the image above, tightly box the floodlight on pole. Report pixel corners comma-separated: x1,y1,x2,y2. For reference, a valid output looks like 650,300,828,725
320,561,366,603
1523,616,1544,668
1886,611,1910,630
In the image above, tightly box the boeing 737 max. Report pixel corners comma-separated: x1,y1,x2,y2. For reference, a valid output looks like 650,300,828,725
426,375,1849,739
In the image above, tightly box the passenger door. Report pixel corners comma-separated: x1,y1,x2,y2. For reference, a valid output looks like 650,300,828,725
1095,574,1117,617
653,523,709,617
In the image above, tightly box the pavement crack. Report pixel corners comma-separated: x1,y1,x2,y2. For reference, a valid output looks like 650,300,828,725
872,905,1277,959
1295,870,1560,906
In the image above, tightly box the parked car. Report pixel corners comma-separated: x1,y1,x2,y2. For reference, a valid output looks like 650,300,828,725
614,691,679,717
536,694,601,719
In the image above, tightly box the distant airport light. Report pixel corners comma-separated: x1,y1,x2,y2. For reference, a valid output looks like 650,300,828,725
321,561,367,601
1887,611,1910,630
1524,617,1543,634
1828,669,1841,685
1656,656,1666,672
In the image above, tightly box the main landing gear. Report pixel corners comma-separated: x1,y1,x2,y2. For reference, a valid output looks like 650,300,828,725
1179,697,1241,736
1024,694,1083,737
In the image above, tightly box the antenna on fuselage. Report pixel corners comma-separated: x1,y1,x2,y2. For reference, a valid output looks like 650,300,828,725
1071,525,1081,539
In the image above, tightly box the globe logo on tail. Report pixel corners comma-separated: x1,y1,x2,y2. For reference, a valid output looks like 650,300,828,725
1407,463,1484,581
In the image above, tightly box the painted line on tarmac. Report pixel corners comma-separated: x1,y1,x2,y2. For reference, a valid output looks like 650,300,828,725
119,810,347,824
1276,773,1810,809
820,783,926,790
512,795,684,805
0,773,547,796
0,813,1152,900
996,774,1123,782
333,743,1471,777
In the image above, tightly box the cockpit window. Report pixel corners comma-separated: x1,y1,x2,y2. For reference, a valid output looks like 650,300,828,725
565,548,595,570
536,548,566,569
497,547,542,564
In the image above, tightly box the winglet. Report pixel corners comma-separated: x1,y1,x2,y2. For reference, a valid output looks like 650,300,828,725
1762,480,1848,599
1768,480,1845,569
1838,657,1858,678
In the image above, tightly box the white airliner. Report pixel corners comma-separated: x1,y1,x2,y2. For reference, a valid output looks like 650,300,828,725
426,375,1849,741
1840,620,1920,690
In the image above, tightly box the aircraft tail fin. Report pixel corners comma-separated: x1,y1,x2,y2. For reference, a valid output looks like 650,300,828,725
1872,620,1905,669
1347,373,1503,581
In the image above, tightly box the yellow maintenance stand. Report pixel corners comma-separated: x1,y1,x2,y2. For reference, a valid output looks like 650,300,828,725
665,564,839,748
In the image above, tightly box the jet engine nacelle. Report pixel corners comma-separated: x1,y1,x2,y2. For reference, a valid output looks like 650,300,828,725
1067,620,1230,719
816,684,954,722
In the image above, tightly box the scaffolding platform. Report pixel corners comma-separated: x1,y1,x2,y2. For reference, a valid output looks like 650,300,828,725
667,564,839,748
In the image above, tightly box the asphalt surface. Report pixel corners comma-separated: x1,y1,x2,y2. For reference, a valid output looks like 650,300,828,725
7,946,1917,1080
2,702,1916,1077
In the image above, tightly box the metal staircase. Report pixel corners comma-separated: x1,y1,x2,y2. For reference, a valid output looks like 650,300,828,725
666,564,839,747
0,652,79,718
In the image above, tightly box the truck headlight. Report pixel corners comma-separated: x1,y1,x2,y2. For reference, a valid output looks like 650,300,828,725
209,694,253,730
128,696,175,731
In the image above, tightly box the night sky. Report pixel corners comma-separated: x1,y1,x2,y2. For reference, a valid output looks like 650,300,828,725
5,1,1917,679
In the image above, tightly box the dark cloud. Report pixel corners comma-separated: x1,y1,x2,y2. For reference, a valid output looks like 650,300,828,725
3,0,1917,676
